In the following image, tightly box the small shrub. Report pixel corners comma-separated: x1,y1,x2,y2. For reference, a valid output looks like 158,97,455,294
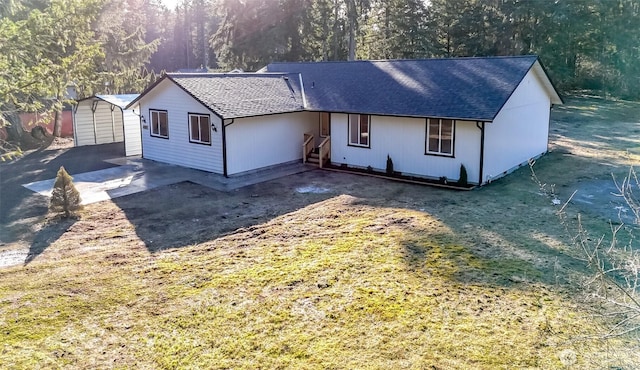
49,166,82,218
386,155,394,175
458,164,468,187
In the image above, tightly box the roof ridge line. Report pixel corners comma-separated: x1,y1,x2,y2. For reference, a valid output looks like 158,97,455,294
167,72,295,78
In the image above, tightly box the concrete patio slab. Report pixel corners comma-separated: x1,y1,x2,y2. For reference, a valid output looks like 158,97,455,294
23,158,317,205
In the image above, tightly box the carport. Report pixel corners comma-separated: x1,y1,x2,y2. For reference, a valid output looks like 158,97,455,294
73,94,141,156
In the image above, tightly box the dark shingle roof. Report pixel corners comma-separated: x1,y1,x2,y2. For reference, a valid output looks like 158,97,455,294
265,56,541,121
166,73,305,119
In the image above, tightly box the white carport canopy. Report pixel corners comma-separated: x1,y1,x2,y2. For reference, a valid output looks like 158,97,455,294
73,94,142,156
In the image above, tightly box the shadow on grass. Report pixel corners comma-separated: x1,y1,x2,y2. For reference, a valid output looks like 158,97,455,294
110,179,336,253
25,215,77,265
344,161,594,288
398,231,587,288
106,152,605,290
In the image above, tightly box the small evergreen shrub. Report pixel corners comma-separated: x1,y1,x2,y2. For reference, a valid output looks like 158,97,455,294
458,164,468,187
386,155,394,175
50,166,82,218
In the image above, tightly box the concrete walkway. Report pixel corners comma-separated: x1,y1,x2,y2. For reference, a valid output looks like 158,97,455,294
23,157,317,205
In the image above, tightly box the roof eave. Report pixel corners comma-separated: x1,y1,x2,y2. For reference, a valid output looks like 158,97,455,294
225,108,307,120
302,108,492,121
531,59,564,105
124,75,169,110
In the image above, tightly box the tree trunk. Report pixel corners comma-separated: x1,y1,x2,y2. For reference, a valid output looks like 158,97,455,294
347,0,356,61
384,3,390,58
185,3,191,69
332,0,339,60
3,111,26,142
53,109,62,137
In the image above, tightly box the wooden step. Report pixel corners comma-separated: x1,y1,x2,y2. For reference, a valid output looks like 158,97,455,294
306,151,320,165
307,157,320,164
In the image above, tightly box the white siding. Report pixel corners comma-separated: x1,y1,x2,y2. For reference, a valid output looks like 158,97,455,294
137,79,224,173
330,115,481,183
74,100,125,146
95,102,123,144
74,102,96,146
226,111,316,175
483,69,551,183
123,110,142,156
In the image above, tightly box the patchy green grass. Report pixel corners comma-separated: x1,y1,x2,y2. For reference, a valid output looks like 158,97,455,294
1,195,636,369
0,197,613,369
1,96,639,368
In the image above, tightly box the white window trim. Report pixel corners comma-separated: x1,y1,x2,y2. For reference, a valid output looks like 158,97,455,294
188,113,211,145
348,114,370,148
150,109,168,139
426,118,454,156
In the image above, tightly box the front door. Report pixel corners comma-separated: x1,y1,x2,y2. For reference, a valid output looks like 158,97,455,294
318,112,330,146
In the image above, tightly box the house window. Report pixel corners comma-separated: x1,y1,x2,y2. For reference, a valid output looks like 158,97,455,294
348,114,370,147
150,110,168,138
320,112,330,137
426,118,454,156
189,113,211,145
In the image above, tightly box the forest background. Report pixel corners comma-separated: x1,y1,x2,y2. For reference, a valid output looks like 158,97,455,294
1,0,639,141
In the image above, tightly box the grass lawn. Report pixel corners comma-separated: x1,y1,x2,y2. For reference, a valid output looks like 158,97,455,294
1,96,639,369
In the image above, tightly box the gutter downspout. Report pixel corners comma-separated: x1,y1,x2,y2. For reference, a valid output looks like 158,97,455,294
222,118,235,177
72,102,79,147
547,105,553,152
131,107,143,158
476,121,485,186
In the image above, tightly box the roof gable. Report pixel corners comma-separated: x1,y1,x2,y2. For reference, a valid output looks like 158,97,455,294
266,56,557,121
128,73,305,119
78,94,140,109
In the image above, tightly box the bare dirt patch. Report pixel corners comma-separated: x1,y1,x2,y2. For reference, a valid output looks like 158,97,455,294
45,136,74,151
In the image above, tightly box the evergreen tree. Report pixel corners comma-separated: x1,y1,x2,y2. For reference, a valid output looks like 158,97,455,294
363,0,430,59
212,0,288,70
146,2,176,72
93,0,160,94
0,0,103,142
49,166,82,218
